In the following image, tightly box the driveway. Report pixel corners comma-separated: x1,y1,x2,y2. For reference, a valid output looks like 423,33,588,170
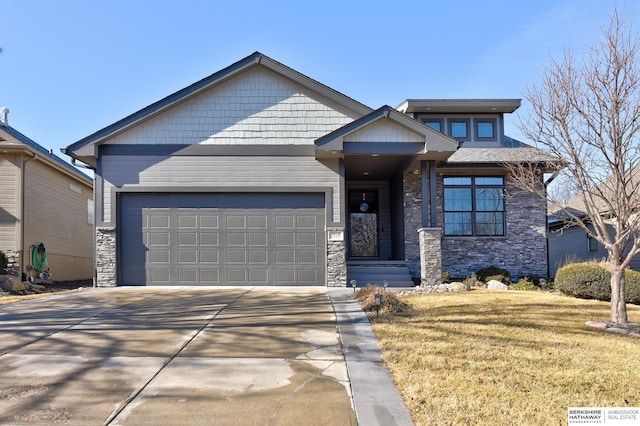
0,287,413,426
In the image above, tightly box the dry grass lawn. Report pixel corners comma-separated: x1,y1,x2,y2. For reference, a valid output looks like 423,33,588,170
370,289,640,426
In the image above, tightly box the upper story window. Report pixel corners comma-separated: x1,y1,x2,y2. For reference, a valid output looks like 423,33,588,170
443,176,504,236
449,119,470,141
422,119,443,133
416,115,501,142
476,119,497,140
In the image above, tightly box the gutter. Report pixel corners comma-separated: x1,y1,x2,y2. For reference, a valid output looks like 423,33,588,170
71,157,97,171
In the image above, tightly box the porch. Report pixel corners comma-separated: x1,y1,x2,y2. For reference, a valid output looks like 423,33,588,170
346,260,415,288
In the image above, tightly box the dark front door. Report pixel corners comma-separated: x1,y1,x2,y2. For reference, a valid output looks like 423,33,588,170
349,190,379,258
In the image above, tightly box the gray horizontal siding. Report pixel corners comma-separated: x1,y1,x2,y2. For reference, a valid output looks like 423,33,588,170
0,155,19,250
548,224,640,277
101,155,341,224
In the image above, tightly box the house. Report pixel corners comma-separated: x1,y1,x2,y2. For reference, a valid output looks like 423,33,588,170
548,191,640,278
63,52,552,287
0,109,94,282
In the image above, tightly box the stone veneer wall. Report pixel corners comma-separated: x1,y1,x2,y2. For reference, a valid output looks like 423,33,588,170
403,172,422,278
326,227,346,287
96,227,117,287
2,249,20,276
440,178,548,279
419,228,442,286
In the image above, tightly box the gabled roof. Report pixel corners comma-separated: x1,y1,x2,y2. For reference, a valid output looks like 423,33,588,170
0,123,92,184
549,164,640,221
315,105,458,161
64,52,373,163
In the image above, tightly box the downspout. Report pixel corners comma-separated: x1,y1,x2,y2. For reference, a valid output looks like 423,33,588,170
65,151,98,287
19,151,38,280
544,169,560,279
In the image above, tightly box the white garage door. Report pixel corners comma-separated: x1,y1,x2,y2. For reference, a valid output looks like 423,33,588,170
118,193,326,286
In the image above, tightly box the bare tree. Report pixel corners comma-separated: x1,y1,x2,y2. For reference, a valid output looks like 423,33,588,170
511,7,640,324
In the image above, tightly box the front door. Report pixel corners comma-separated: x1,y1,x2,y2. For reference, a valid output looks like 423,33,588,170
349,190,379,258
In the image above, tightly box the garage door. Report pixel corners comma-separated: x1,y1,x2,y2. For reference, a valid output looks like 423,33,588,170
118,193,326,286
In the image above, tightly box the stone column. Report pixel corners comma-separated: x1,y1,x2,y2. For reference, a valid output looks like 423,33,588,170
418,227,442,287
326,227,346,287
403,171,422,278
96,227,117,287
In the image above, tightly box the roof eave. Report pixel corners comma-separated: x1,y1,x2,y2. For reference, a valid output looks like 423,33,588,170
315,105,458,158
397,99,521,114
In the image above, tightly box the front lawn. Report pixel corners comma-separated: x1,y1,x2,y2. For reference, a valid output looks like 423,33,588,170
370,290,640,425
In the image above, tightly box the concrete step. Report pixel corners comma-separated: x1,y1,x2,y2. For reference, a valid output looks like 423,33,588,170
347,265,415,288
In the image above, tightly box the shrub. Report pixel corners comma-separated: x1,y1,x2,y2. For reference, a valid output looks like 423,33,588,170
0,250,8,275
441,271,451,283
555,262,640,304
463,276,481,288
555,263,611,300
509,277,540,291
539,278,555,291
353,285,413,317
625,269,640,304
476,266,512,284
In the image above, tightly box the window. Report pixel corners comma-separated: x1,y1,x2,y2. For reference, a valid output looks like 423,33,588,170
586,224,598,252
449,120,470,140
422,119,443,132
443,176,504,236
476,119,497,140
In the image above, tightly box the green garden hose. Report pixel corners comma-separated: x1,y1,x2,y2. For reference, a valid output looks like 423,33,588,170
31,243,47,273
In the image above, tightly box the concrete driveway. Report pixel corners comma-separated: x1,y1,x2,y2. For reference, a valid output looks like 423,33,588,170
0,287,413,426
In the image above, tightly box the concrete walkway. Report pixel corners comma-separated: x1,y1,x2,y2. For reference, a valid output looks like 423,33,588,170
0,287,413,425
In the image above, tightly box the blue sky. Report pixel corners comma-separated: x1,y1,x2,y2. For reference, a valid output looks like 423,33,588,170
0,0,635,166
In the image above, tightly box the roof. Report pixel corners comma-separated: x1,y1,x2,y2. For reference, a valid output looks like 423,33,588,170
443,136,561,168
315,105,458,161
64,51,374,164
549,164,640,221
0,123,92,184
396,99,521,114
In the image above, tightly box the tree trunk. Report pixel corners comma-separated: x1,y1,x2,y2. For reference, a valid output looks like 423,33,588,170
610,267,628,325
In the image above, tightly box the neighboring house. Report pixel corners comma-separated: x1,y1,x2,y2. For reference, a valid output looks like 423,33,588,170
548,202,640,278
64,52,553,287
548,217,614,277
0,110,94,282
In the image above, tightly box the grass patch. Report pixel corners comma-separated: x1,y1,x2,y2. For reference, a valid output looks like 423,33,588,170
370,290,640,425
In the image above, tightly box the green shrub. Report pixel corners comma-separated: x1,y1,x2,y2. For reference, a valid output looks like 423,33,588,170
476,266,512,283
625,269,640,304
486,274,508,283
509,277,540,291
441,271,451,283
555,262,640,304
555,263,611,300
0,250,7,275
